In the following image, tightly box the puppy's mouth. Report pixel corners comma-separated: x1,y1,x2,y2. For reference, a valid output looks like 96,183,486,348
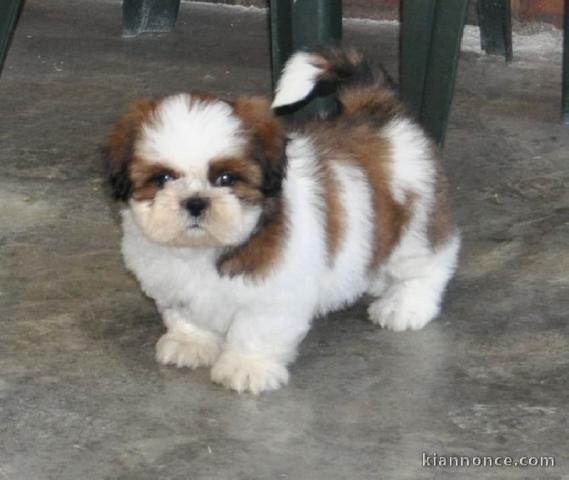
187,217,206,232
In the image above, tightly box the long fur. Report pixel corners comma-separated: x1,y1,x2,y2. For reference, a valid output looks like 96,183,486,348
107,47,460,394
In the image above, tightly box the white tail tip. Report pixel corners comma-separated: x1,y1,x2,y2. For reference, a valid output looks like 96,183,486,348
271,52,323,109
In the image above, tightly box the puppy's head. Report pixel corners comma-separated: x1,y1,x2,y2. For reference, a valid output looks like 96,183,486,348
107,93,287,249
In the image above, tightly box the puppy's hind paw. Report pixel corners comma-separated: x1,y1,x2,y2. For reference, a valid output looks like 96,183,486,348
156,330,221,369
211,350,289,394
368,285,440,332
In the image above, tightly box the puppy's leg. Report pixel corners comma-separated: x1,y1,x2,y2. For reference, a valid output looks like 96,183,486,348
368,234,460,332
156,309,222,369
211,308,311,394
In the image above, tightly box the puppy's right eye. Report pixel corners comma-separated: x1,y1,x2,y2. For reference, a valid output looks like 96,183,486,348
214,172,236,187
150,173,174,187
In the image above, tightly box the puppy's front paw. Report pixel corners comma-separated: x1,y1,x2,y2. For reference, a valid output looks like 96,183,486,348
156,330,221,369
211,350,289,394
368,285,440,332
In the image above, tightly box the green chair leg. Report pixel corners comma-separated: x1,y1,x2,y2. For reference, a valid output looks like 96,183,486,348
0,0,23,75
400,0,437,117
563,0,569,124
420,0,469,146
400,0,469,147
270,0,342,117
123,0,181,37
269,0,293,88
478,0,513,62
290,0,342,52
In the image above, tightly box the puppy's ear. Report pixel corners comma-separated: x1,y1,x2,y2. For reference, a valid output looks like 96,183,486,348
106,99,158,201
233,96,287,197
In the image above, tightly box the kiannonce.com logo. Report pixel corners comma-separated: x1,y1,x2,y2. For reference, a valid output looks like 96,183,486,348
422,453,556,468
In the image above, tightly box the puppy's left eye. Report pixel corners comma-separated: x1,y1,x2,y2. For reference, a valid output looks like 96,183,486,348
214,173,235,187
150,173,174,187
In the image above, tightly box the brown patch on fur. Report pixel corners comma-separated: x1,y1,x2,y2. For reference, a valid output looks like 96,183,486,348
208,156,264,203
233,96,288,196
107,99,161,200
369,179,414,267
288,47,416,268
217,197,288,279
320,160,345,263
307,46,403,124
233,96,283,147
215,96,289,279
130,184,160,201
306,118,413,270
428,148,454,247
340,88,405,124
187,90,220,104
351,134,414,269
301,62,415,268
130,163,181,201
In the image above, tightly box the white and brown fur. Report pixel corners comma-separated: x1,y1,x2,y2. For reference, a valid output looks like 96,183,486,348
107,47,460,394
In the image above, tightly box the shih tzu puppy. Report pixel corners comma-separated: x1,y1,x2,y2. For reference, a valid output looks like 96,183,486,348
106,47,460,394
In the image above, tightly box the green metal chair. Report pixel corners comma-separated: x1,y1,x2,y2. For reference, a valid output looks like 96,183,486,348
399,0,469,146
561,0,569,125
2,0,568,133
271,0,469,147
0,0,23,73
478,0,513,62
123,0,181,37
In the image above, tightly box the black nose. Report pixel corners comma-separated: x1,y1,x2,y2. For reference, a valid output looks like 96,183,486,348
184,197,209,217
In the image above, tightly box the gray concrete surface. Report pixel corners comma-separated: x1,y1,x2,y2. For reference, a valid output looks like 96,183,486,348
1,1,568,479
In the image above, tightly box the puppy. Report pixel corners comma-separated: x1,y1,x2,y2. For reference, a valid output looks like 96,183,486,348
106,47,460,394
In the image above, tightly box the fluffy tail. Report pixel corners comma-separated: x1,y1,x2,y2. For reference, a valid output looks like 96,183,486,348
272,46,398,118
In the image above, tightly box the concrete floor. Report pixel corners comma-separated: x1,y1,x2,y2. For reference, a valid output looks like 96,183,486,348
1,1,568,479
